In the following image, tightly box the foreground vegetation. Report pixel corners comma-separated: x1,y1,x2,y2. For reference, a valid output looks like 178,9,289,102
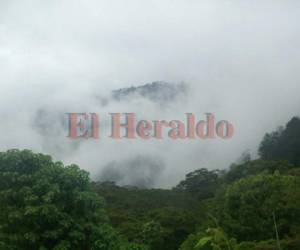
0,117,300,249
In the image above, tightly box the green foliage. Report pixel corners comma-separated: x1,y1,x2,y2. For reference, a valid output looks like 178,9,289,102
138,221,163,249
0,149,123,250
224,159,293,184
182,236,300,250
195,228,237,250
180,226,237,250
122,243,149,250
179,233,204,250
94,183,202,250
174,168,221,199
149,207,201,249
218,173,300,241
235,236,300,250
1,116,300,250
259,117,300,166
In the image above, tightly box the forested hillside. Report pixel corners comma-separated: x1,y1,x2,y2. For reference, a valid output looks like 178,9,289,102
0,117,300,250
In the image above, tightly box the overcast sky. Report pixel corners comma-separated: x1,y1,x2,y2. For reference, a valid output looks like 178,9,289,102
0,0,300,187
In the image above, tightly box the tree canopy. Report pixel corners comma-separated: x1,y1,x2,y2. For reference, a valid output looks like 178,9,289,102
259,116,300,165
0,149,143,250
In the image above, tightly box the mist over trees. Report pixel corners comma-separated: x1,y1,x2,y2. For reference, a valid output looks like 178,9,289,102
1,0,300,249
0,116,300,249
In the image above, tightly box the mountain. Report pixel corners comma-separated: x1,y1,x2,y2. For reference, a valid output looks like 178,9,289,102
111,81,187,103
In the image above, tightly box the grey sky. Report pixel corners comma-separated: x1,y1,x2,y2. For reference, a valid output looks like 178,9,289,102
0,0,300,187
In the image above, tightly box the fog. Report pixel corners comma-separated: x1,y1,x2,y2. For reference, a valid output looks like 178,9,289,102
0,0,300,188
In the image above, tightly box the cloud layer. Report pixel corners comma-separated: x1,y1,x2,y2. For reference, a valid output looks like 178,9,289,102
0,0,300,187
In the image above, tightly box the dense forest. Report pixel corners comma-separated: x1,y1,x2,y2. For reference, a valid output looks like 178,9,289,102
0,117,300,250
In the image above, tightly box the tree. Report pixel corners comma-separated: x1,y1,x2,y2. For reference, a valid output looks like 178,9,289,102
218,173,300,242
179,215,237,250
0,149,123,250
224,159,293,184
138,221,163,250
174,168,220,199
148,207,199,250
259,117,300,166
